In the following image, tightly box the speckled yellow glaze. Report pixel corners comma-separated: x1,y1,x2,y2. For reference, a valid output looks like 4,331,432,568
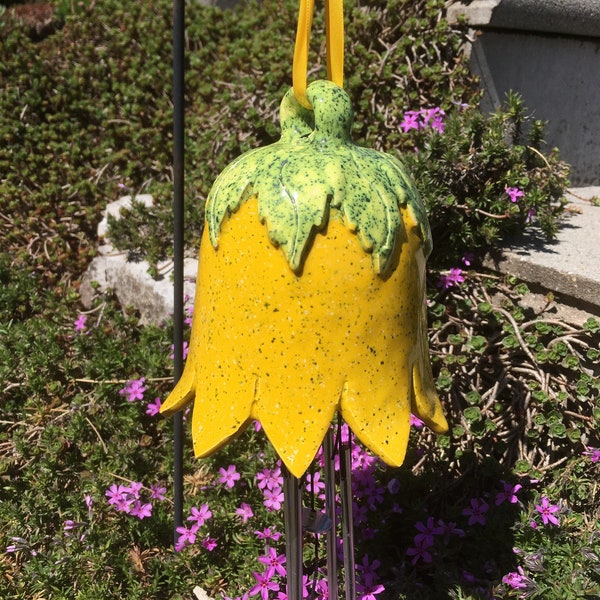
160,80,448,477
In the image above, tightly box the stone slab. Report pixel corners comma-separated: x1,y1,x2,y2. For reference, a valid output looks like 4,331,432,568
484,187,600,315
446,0,600,37
80,195,199,325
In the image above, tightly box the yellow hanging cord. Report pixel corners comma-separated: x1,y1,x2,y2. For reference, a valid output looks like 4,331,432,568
293,0,344,109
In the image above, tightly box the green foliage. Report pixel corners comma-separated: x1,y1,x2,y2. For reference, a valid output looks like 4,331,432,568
406,92,569,265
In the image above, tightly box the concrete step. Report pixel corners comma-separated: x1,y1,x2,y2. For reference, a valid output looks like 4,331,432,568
446,0,600,185
484,186,600,324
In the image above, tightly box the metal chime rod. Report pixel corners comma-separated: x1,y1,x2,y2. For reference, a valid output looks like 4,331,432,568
323,430,338,600
172,0,186,543
339,441,356,600
283,469,304,600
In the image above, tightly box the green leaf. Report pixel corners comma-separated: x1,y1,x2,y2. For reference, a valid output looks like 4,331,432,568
463,406,482,424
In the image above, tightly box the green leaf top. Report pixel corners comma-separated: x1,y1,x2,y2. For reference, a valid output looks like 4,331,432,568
206,80,431,274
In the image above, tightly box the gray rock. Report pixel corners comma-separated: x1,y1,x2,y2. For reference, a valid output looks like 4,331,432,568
80,195,198,325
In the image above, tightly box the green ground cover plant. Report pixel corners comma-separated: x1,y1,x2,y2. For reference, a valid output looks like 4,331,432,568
0,0,598,598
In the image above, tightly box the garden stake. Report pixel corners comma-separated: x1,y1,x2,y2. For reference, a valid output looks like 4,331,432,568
323,430,338,600
161,0,448,594
171,0,186,543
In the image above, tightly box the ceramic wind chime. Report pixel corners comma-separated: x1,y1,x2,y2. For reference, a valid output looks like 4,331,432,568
161,0,448,596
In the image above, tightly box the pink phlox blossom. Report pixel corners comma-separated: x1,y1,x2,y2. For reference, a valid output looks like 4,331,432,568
351,446,378,471
352,502,370,526
202,536,218,551
305,471,326,496
150,483,167,500
400,111,420,133
175,524,198,551
249,568,280,600
314,579,329,600
188,503,212,527
84,494,93,510
127,481,143,499
254,527,282,541
357,554,381,581
462,497,489,526
502,566,529,589
74,314,88,332
535,496,560,526
422,107,446,133
256,467,283,491
583,446,600,463
218,464,241,489
236,502,254,523
170,341,189,360
414,517,444,545
258,546,287,577
409,414,425,429
130,500,152,519
105,483,127,506
506,186,524,203
363,481,385,511
146,397,162,416
438,268,465,290
495,480,522,505
356,574,385,600
263,487,285,511
119,378,146,402
406,537,434,565
436,519,465,542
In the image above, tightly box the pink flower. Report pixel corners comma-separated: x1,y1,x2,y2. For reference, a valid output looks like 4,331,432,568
175,525,197,551
356,574,385,600
506,186,524,203
356,554,381,581
188,503,212,527
583,446,600,463
409,414,424,429
249,569,280,600
406,537,433,565
436,519,465,541
502,567,528,589
535,496,560,526
462,497,489,526
236,502,254,524
119,378,146,402
400,111,420,133
130,501,152,519
254,527,282,542
146,397,162,416
218,464,241,489
258,547,287,577
304,471,325,495
495,480,522,505
150,483,166,500
256,467,283,491
202,536,217,551
170,341,189,360
414,517,444,546
74,314,87,332
105,484,126,506
438,267,465,290
263,487,284,511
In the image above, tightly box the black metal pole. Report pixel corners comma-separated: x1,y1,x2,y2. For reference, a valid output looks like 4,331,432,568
172,0,185,546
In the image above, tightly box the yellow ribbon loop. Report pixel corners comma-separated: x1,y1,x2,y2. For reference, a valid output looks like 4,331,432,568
293,0,344,109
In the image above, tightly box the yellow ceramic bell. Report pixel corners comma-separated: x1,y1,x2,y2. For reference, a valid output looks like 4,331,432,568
160,80,448,478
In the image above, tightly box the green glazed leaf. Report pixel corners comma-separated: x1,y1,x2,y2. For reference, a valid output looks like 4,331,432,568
206,80,431,275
